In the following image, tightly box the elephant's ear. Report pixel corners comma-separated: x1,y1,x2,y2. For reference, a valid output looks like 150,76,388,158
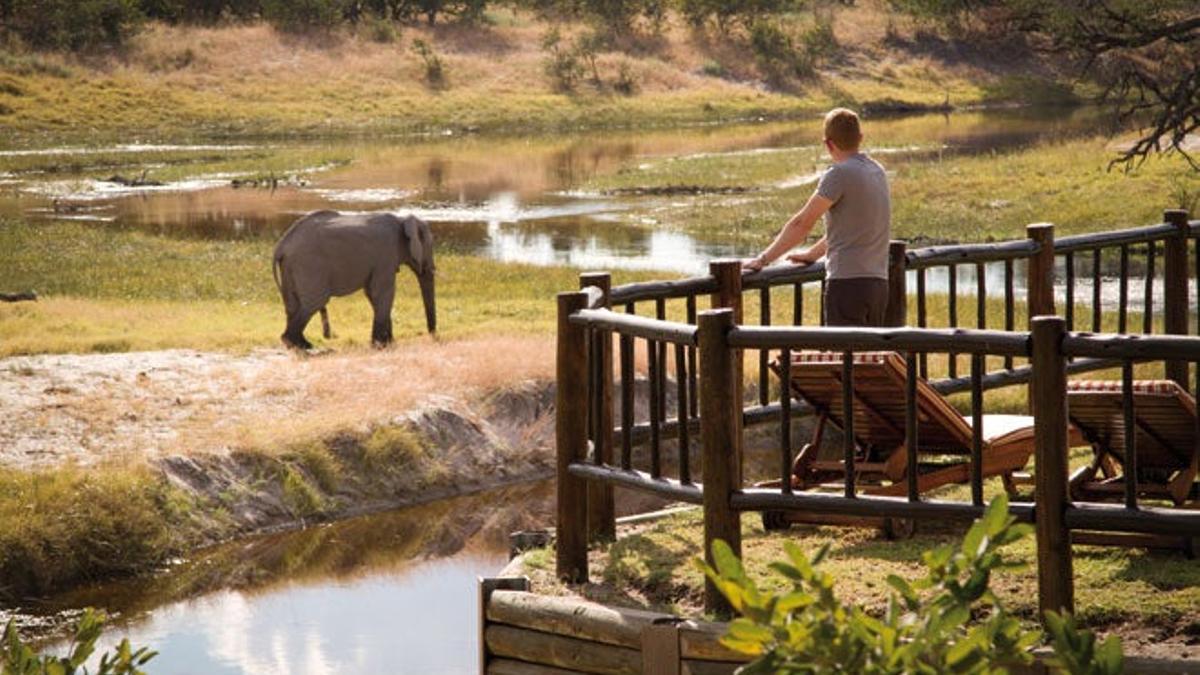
403,217,424,271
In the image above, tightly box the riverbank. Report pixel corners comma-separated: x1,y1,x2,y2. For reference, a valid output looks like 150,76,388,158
0,345,560,601
0,3,1077,143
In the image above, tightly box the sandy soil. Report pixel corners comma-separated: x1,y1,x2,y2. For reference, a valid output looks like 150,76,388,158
0,337,555,469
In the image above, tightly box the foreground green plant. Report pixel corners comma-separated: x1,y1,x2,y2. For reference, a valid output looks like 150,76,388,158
699,495,1123,674
2,608,155,675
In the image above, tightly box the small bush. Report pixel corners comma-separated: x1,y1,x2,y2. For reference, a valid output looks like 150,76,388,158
613,60,637,95
262,0,343,32
4,0,143,50
700,495,1124,674
700,59,727,78
361,424,426,470
411,38,445,86
2,608,156,675
294,442,341,492
280,467,324,516
541,27,584,92
365,15,400,43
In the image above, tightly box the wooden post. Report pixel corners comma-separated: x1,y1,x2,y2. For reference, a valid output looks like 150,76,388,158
556,291,590,584
1027,223,1056,320
699,308,741,618
1027,223,1056,414
478,577,530,675
580,272,615,541
709,259,744,486
1163,209,1190,391
886,240,908,327
1031,315,1074,617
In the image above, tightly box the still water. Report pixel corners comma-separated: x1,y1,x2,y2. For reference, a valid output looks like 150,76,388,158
29,482,561,674
1,107,1118,276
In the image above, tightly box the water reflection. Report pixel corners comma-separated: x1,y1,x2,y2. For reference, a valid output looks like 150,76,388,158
1,107,1116,275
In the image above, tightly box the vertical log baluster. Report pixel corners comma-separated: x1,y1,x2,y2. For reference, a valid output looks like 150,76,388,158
555,292,590,583
619,313,634,471
970,354,984,507
1065,252,1075,331
686,295,698,419
948,265,958,379
905,352,919,502
1005,259,1015,370
780,348,792,494
819,279,827,326
976,262,987,330
1031,316,1074,617
675,342,691,484
1119,244,1130,333
699,309,741,618
1144,241,1156,334
1163,210,1190,390
1092,248,1102,333
917,269,929,378
648,337,661,479
842,351,856,499
1122,360,1137,510
759,287,771,406
793,282,804,325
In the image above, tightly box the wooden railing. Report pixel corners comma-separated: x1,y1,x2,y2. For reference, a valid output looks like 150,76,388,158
555,210,1200,619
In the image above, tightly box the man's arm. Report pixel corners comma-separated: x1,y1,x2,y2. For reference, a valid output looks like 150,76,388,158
786,236,827,264
743,193,833,272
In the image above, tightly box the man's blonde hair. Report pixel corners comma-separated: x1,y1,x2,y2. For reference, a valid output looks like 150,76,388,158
823,108,862,152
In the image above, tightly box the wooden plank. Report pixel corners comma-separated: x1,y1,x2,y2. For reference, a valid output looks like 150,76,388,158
1031,316,1074,616
487,590,668,649
485,625,641,675
677,622,746,662
481,578,532,675
699,308,741,618
488,658,584,675
556,292,590,583
642,623,681,675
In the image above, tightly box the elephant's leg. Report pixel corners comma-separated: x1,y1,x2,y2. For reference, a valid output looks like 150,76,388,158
366,273,396,347
283,307,317,350
320,307,332,339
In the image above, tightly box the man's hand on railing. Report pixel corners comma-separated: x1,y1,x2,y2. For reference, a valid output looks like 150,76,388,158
742,255,767,273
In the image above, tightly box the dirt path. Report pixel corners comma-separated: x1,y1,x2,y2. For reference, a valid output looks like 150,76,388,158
0,337,555,470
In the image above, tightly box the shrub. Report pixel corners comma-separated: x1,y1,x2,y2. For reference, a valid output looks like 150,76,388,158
4,0,143,50
681,0,802,33
262,0,344,32
2,608,156,675
411,38,445,86
699,495,1124,674
364,14,400,42
613,60,637,95
541,27,584,92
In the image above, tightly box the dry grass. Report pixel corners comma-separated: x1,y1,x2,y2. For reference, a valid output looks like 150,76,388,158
0,2,1071,139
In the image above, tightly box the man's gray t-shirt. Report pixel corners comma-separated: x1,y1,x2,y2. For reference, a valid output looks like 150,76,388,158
815,153,891,280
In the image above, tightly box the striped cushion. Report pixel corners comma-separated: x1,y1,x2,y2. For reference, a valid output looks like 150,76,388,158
1067,380,1182,395
791,351,894,365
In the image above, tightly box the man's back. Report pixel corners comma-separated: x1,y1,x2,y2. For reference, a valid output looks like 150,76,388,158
816,153,891,281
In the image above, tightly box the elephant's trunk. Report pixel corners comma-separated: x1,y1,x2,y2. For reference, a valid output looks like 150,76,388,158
418,270,437,334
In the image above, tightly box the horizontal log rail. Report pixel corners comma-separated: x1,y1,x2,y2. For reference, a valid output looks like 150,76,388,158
570,308,699,346
732,489,1036,523
726,325,1031,356
1054,222,1178,254
904,239,1040,268
1062,332,1200,361
1064,502,1200,537
568,463,704,504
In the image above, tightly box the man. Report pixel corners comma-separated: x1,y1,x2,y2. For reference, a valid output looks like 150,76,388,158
743,108,892,327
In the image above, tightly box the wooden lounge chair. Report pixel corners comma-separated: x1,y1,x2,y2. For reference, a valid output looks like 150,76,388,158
763,352,1084,523
1067,379,1198,507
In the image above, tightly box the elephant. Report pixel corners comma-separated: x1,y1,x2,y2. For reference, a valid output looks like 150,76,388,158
272,210,436,350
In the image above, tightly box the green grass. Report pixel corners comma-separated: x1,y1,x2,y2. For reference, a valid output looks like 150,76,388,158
525,506,1200,636
588,135,1200,246
0,464,200,600
0,218,662,355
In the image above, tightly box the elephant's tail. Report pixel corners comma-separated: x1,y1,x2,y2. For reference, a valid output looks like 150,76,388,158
272,254,283,296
